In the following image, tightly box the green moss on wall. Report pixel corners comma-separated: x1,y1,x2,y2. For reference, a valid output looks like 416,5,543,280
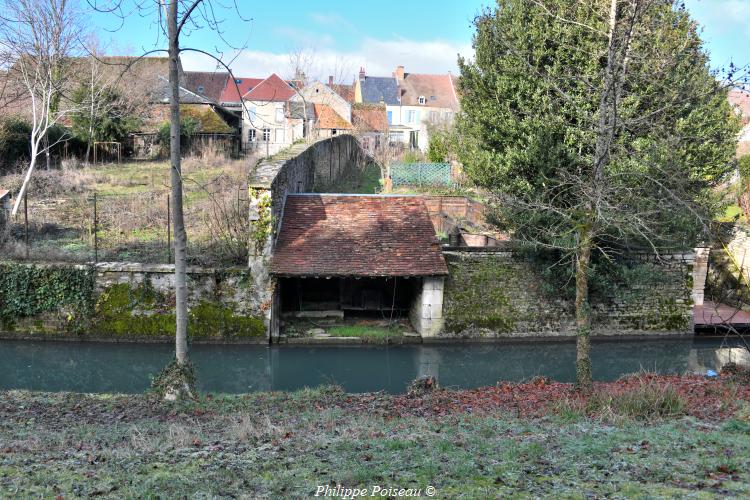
443,256,518,333
93,281,265,338
0,263,264,339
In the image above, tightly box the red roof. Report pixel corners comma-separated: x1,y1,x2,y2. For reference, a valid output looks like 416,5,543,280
399,73,459,109
729,89,750,124
219,76,264,103
270,195,448,277
243,73,296,102
0,188,9,200
313,103,352,130
352,104,388,132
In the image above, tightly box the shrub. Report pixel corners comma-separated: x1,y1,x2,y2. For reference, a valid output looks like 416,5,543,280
739,155,750,183
586,376,685,421
0,116,31,173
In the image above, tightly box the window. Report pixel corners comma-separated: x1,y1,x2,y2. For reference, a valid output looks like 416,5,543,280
430,95,436,101
275,107,284,123
406,110,416,123
389,131,404,144
248,129,256,142
249,106,257,120
275,128,285,143
429,111,438,122
418,96,426,105
197,85,205,94
331,129,337,136
262,128,271,141
387,110,393,125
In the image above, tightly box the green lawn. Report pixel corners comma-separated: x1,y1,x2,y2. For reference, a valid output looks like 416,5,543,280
1,384,749,498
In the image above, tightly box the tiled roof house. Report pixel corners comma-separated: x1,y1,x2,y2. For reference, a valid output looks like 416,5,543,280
729,88,750,156
240,73,302,156
353,66,460,151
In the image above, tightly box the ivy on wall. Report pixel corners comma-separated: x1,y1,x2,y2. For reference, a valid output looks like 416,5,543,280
0,263,95,330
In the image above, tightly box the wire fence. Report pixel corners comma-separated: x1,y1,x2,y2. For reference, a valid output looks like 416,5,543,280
0,181,250,266
390,162,453,187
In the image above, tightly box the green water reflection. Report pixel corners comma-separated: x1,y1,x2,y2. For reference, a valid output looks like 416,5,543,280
1,338,747,394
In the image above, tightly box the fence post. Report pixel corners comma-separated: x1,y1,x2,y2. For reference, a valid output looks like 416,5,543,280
167,194,171,263
24,191,29,259
93,193,98,263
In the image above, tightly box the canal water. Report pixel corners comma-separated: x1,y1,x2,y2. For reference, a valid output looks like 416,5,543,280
1,338,748,394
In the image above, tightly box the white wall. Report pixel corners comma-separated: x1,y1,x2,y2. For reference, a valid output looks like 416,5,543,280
386,104,455,151
241,100,302,156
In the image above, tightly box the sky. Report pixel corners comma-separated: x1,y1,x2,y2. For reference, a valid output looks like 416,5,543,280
88,0,750,81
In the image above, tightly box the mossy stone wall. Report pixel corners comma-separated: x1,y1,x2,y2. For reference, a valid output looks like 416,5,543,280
442,251,693,338
0,262,265,341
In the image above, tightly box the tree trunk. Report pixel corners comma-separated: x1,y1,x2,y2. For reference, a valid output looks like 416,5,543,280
574,224,594,390
168,0,189,365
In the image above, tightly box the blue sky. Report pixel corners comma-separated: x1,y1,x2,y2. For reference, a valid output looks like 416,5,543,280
90,0,750,81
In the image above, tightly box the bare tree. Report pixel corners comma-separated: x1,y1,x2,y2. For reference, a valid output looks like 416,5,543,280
90,0,254,398
0,0,84,216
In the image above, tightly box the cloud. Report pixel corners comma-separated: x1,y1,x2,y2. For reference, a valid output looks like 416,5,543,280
310,12,354,30
180,36,473,81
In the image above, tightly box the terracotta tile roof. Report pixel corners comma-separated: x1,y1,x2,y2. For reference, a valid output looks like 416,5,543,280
352,104,388,132
729,89,750,124
243,73,296,102
313,103,352,130
183,71,230,103
329,83,354,103
399,73,459,109
220,76,264,103
270,195,448,277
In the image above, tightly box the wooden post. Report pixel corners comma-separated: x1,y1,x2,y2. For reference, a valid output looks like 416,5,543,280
24,191,29,259
93,193,98,263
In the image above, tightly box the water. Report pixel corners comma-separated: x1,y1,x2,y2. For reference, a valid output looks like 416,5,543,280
1,338,748,394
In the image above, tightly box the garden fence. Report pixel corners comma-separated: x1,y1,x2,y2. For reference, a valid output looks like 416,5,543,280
0,181,249,266
389,162,453,187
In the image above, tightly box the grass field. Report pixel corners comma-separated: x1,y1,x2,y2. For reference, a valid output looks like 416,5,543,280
1,375,750,498
0,157,251,265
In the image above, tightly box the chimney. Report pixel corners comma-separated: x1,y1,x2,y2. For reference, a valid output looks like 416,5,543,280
328,75,334,86
395,65,405,81
359,67,366,81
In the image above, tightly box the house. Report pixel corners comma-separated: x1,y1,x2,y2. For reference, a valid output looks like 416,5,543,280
353,66,460,151
129,76,240,159
290,81,353,138
328,75,355,104
352,103,389,152
239,73,301,156
729,89,750,157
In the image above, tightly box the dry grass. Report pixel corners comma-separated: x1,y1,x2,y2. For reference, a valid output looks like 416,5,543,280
0,155,255,265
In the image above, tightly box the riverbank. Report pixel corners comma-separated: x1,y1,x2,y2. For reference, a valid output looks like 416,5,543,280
2,373,750,497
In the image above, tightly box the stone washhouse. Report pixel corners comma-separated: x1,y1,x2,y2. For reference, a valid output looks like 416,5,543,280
246,135,448,339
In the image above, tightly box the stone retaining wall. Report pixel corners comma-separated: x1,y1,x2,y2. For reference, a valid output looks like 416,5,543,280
0,262,265,341
441,250,695,338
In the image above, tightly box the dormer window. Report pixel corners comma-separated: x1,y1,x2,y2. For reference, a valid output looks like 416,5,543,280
235,79,242,84
418,96,426,105
197,85,205,93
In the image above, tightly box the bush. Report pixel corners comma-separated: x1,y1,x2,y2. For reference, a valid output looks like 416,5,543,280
739,155,750,183
586,376,685,421
0,116,31,173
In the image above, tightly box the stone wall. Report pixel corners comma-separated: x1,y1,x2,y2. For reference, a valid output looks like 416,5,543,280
441,250,695,338
706,225,750,309
0,262,265,341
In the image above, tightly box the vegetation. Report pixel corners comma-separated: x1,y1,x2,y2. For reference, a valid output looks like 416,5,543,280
1,373,749,497
327,325,402,343
70,84,139,158
458,0,741,388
